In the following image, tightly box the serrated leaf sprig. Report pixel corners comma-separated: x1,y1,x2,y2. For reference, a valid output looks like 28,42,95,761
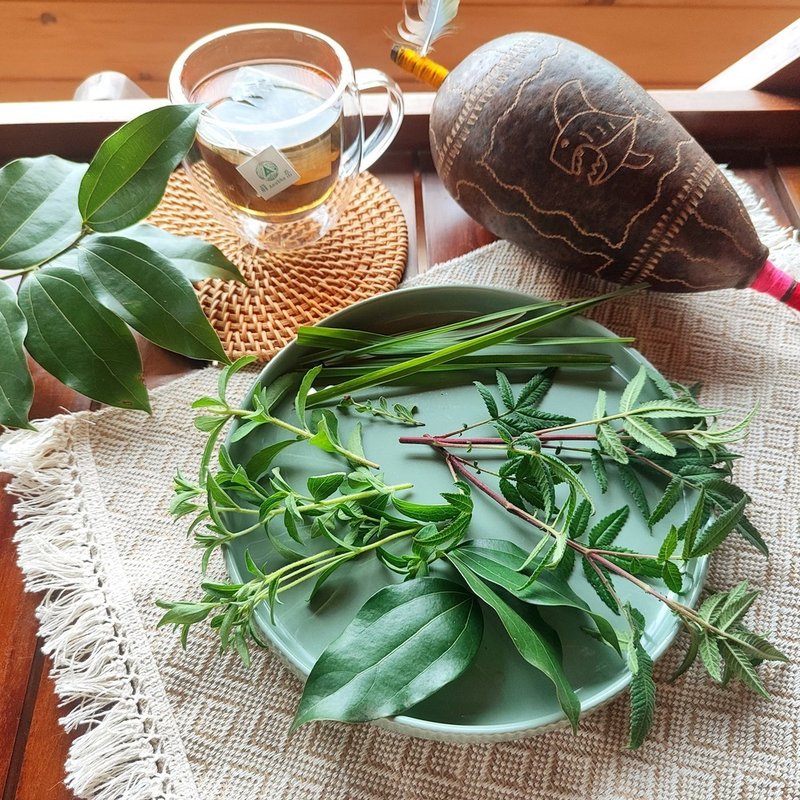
338,394,423,426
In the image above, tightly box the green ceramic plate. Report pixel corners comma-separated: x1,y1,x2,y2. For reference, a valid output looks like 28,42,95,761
224,285,707,742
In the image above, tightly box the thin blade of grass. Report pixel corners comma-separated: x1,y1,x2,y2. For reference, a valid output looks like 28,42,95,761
316,352,611,379
307,287,640,406
299,300,565,365
516,335,636,346
296,327,387,350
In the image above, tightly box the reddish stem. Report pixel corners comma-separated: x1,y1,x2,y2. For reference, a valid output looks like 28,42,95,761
446,452,681,608
398,433,599,446
417,438,753,646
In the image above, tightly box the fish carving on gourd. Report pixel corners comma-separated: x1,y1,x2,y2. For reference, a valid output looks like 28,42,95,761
391,29,800,309
549,80,653,187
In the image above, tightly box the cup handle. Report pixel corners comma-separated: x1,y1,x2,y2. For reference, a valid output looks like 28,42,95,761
354,68,404,171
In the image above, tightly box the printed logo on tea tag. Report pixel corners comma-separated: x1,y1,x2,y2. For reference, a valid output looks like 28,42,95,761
237,145,300,201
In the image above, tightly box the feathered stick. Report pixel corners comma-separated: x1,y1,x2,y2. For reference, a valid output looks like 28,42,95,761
391,0,459,88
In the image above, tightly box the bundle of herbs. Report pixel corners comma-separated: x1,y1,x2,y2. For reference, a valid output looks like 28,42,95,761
159,292,786,748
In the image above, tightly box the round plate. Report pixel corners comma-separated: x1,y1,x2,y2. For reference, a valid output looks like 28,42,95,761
224,285,707,742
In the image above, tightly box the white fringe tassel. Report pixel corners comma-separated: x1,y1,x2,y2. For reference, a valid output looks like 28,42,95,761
0,419,174,800
722,167,800,278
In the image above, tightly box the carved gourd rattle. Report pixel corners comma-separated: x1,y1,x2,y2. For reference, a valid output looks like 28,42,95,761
391,4,799,308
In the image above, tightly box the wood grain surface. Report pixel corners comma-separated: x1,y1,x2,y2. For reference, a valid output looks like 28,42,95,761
1,2,799,101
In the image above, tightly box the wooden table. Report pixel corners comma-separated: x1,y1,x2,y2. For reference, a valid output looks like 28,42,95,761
2,57,800,798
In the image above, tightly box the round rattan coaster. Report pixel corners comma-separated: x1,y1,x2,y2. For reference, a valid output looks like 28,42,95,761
147,170,408,361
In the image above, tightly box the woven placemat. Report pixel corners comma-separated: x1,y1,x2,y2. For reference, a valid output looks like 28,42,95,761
147,170,408,360
1,169,799,800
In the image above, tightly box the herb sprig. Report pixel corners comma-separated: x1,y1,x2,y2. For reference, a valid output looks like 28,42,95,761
159,298,786,749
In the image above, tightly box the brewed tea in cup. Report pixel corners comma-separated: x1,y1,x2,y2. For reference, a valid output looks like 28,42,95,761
169,24,404,249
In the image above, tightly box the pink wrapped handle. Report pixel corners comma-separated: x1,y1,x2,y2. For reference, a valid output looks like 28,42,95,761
750,259,800,310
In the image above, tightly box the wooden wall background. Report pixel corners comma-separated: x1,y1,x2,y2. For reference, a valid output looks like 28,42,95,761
1,1,799,101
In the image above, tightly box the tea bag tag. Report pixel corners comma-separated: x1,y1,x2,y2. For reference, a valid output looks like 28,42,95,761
236,146,301,201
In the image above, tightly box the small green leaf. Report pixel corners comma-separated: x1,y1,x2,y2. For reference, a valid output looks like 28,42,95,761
516,370,554,408
217,355,256,399
624,417,676,456
228,419,261,442
583,559,619,614
307,472,346,501
538,452,593,507
594,388,607,420
308,558,348,601
295,366,322,423
670,626,700,681
714,587,759,631
590,450,608,493
392,496,458,522
496,370,515,411
440,485,473,514
448,557,581,732
680,489,707,559
0,156,87,270
156,601,215,626
77,235,228,361
661,561,683,593
620,366,647,413
699,634,724,682
633,399,721,419
698,592,728,624
474,381,498,418
719,642,770,698
657,525,680,563
79,104,202,231
734,511,769,556
499,477,526,508
119,223,244,282
308,410,340,453
617,464,651,522
244,550,264,578
588,506,629,548
245,440,297,480
728,630,789,662
569,499,592,539
0,281,34,428
256,372,297,414
500,408,574,437
413,514,471,548
689,496,747,558
291,577,483,728
627,640,656,749
267,527,306,562
597,422,628,463
194,414,225,433
649,477,683,526
18,265,150,411
645,366,675,399
283,506,303,544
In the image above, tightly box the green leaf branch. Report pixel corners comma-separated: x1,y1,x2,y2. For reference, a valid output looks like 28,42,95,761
0,104,245,428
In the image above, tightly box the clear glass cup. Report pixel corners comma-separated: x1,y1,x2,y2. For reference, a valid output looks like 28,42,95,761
168,24,404,250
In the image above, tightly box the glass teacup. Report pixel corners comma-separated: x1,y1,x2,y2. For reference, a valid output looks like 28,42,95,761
168,24,404,250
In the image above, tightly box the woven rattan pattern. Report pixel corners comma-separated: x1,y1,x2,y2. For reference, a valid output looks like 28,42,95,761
147,170,408,360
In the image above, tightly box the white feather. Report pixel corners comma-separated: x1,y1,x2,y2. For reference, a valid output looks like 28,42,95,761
396,0,460,56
